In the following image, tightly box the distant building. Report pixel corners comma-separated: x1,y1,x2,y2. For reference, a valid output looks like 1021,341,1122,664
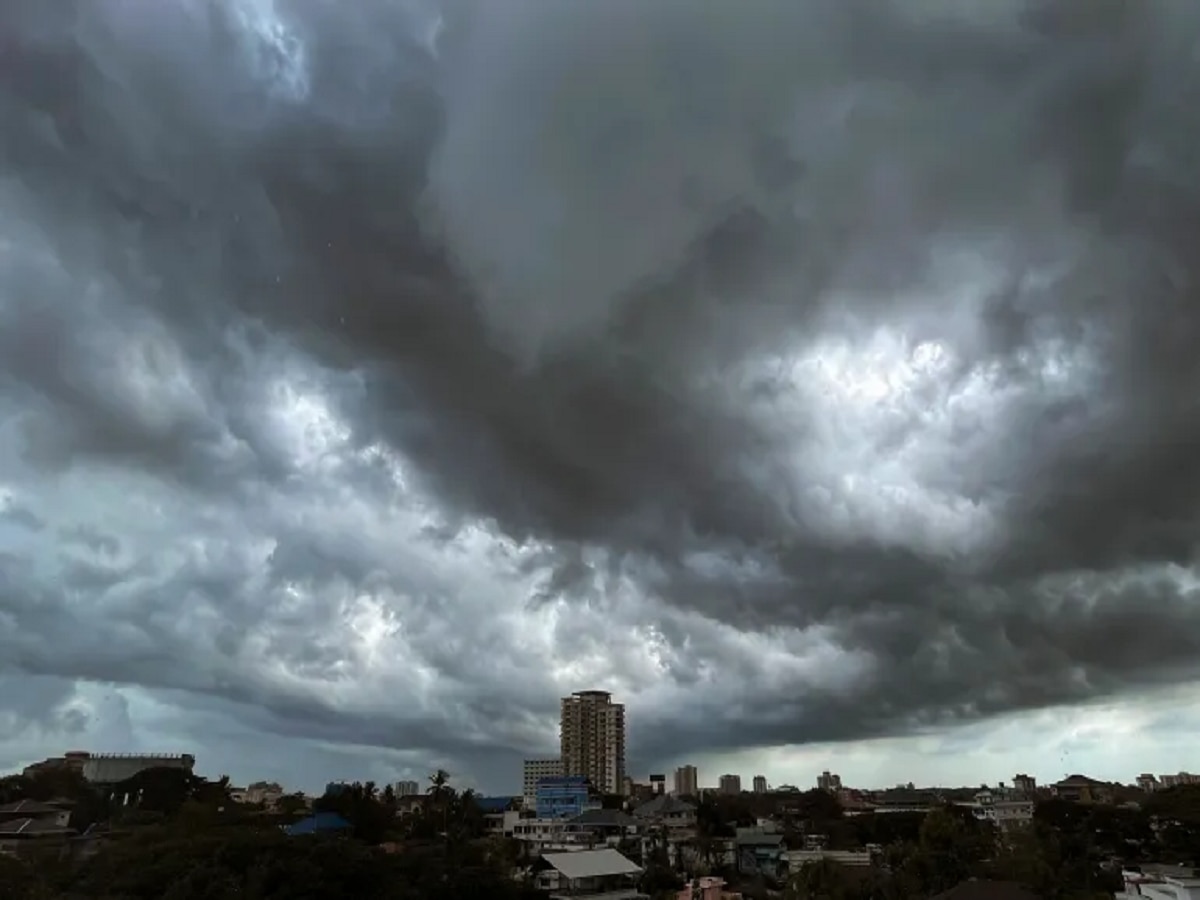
81,754,194,786
673,765,698,797
1137,774,1159,792
524,759,564,807
560,691,626,796
649,774,666,795
719,775,742,795
1051,775,1113,804
817,771,842,792
394,780,420,797
21,751,91,779
536,775,597,820
1012,774,1036,797
1159,772,1200,789
753,776,768,794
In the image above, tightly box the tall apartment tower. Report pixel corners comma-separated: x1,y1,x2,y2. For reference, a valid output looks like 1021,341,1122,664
560,690,626,796
674,765,699,797
753,775,768,794
719,774,742,795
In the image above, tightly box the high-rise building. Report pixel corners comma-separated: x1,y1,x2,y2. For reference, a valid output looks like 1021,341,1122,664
560,690,626,796
674,765,699,797
523,758,564,806
753,775,768,794
395,780,420,797
719,774,741,795
817,771,842,792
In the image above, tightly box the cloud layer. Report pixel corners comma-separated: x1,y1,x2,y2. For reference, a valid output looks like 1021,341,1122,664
3,0,1200,788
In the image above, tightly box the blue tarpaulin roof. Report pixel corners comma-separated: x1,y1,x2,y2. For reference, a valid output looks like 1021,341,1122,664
284,812,352,836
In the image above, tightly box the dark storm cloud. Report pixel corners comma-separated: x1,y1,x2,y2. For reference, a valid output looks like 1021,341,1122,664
3,0,1200,776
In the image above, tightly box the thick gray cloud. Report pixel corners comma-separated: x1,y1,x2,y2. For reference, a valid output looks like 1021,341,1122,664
2,0,1200,790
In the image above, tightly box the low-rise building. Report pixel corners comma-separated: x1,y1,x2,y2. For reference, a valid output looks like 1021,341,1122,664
1051,774,1113,804
537,775,599,819
534,848,647,900
0,799,76,856
678,876,742,900
1117,866,1200,900
633,794,696,830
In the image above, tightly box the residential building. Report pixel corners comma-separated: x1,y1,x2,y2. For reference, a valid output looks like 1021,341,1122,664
395,780,420,797
21,751,91,779
719,774,741,795
0,799,76,855
677,876,743,900
1011,774,1037,797
753,775,768,794
560,691,626,796
1138,774,1161,792
633,794,697,831
785,849,875,870
534,848,647,900
1051,774,1113,804
523,759,563,806
1160,772,1200,789
649,774,666,795
817,771,842,792
736,827,786,878
536,775,598,820
674,765,698,797
81,753,195,786
1117,866,1200,900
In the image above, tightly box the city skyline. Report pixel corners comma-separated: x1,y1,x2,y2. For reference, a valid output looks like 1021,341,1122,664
3,1,1200,797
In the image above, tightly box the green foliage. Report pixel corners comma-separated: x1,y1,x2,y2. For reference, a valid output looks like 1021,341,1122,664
0,769,528,899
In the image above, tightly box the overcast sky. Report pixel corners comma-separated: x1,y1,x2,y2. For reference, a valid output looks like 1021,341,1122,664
3,0,1200,796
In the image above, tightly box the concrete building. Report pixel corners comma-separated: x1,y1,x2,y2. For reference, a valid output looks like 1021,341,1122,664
561,691,626,796
1051,774,1113,804
395,780,420,797
1118,866,1200,900
537,776,598,820
673,765,698,797
817,771,842,792
81,753,194,786
524,759,564,807
1138,774,1161,792
1012,773,1036,796
21,751,91,779
753,776,768,794
719,775,741,795
1160,772,1200,789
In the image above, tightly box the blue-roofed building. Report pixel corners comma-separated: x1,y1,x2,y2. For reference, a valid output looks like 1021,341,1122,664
536,776,598,819
474,795,519,814
283,812,353,836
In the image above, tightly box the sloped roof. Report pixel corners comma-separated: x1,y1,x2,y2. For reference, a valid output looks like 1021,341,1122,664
633,794,695,818
570,808,637,827
542,848,642,879
930,879,1042,900
1054,774,1106,787
0,817,74,836
0,799,64,816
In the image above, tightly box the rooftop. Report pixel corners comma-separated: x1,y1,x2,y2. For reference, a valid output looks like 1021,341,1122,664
0,800,66,816
0,818,74,837
930,879,1042,900
633,795,695,818
542,848,642,880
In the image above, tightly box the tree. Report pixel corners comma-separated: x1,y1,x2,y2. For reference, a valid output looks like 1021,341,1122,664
785,858,856,900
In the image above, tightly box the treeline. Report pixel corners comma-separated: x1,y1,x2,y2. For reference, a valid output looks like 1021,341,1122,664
0,767,537,900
